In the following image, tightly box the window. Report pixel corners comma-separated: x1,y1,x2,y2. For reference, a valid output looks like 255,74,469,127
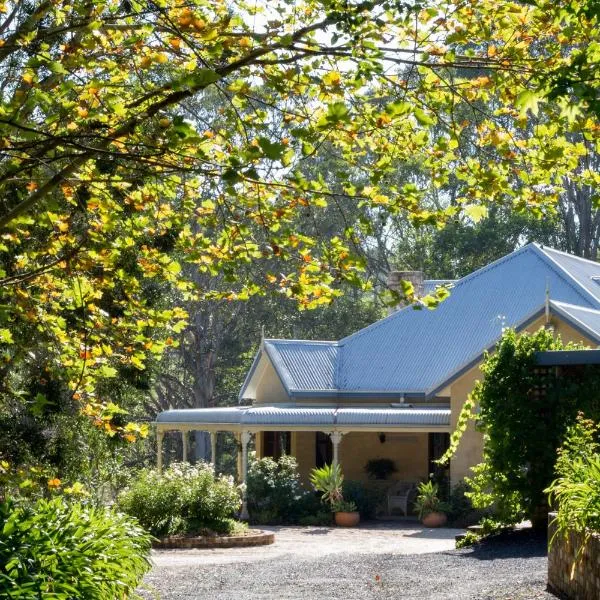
262,431,291,460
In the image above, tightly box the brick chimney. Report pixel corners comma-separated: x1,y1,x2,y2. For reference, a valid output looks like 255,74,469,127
387,270,424,313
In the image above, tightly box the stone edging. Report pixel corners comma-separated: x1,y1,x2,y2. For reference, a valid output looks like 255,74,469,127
153,530,275,549
548,512,600,600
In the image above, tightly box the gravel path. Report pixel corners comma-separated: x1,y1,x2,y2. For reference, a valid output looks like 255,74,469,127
140,526,558,600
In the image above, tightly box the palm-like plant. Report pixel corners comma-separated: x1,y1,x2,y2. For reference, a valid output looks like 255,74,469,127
413,480,450,519
309,463,344,507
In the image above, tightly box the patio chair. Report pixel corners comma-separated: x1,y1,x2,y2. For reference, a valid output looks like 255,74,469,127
386,480,417,516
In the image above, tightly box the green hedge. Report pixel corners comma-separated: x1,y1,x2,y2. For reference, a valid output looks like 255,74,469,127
0,496,151,599
118,462,241,537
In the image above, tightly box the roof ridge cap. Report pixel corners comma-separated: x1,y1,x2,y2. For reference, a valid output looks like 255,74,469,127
265,338,339,345
540,245,600,267
550,300,600,314
531,244,600,308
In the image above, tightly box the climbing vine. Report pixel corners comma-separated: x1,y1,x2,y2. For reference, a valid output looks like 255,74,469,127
456,328,600,525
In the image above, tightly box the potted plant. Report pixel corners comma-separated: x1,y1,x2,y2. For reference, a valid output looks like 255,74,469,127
364,458,398,480
309,464,360,527
413,480,450,527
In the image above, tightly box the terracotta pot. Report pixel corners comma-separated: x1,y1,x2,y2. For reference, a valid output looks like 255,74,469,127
421,512,447,528
335,511,360,527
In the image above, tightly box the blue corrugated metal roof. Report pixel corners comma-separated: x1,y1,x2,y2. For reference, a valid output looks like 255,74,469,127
156,406,450,428
550,301,600,341
240,244,600,400
264,340,338,392
338,244,600,395
541,247,600,305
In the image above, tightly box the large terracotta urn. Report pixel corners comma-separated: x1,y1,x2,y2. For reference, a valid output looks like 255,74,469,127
335,511,360,527
421,512,447,528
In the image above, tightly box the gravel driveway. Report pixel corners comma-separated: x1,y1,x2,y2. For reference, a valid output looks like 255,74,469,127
140,524,557,600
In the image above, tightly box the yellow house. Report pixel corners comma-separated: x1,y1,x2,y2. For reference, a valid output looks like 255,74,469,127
155,244,600,518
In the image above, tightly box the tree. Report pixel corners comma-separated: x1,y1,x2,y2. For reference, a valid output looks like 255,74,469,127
1,0,599,447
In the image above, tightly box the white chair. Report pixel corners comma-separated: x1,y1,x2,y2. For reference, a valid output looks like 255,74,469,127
386,481,417,516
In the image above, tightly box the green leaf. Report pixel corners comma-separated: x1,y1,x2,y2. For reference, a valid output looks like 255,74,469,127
413,108,437,126
464,205,488,222
515,90,541,116
301,141,315,156
98,365,118,378
258,137,287,160
192,69,220,87
0,329,13,344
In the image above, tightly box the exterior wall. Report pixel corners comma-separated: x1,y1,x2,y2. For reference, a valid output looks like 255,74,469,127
449,364,483,487
548,514,600,600
449,315,596,486
340,432,429,483
254,358,289,404
290,430,429,485
292,431,316,483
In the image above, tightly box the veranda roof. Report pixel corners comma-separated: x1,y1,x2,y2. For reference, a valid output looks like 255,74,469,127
155,405,451,432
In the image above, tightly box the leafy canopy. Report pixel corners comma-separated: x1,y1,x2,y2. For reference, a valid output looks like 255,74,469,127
0,0,599,437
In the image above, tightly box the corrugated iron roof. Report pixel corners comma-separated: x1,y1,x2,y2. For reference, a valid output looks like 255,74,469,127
338,244,600,395
335,407,450,426
550,301,600,341
541,247,600,305
156,406,450,428
156,407,244,424
264,340,338,392
240,244,600,400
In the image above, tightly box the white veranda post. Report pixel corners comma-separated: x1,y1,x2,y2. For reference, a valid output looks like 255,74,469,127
210,432,217,472
240,431,251,520
157,430,164,473
182,431,188,463
330,431,343,466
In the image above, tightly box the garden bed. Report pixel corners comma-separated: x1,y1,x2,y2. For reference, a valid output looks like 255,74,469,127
153,529,275,549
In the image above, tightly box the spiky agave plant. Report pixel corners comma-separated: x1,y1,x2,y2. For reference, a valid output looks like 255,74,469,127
309,463,344,508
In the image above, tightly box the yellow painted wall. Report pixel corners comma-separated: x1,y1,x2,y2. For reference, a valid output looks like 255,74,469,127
287,431,429,484
449,315,596,486
340,432,429,482
292,432,316,483
254,358,289,404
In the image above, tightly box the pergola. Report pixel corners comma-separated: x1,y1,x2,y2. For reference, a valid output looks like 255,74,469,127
155,405,451,519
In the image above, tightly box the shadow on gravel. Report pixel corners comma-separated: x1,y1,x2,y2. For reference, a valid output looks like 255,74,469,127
456,528,548,560
300,528,331,535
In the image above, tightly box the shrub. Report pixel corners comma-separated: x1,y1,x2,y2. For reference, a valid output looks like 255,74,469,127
445,482,484,527
118,462,241,537
546,415,600,545
246,455,315,524
0,496,151,599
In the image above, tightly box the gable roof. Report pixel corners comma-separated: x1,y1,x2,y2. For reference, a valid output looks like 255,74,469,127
239,244,600,401
263,340,338,394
